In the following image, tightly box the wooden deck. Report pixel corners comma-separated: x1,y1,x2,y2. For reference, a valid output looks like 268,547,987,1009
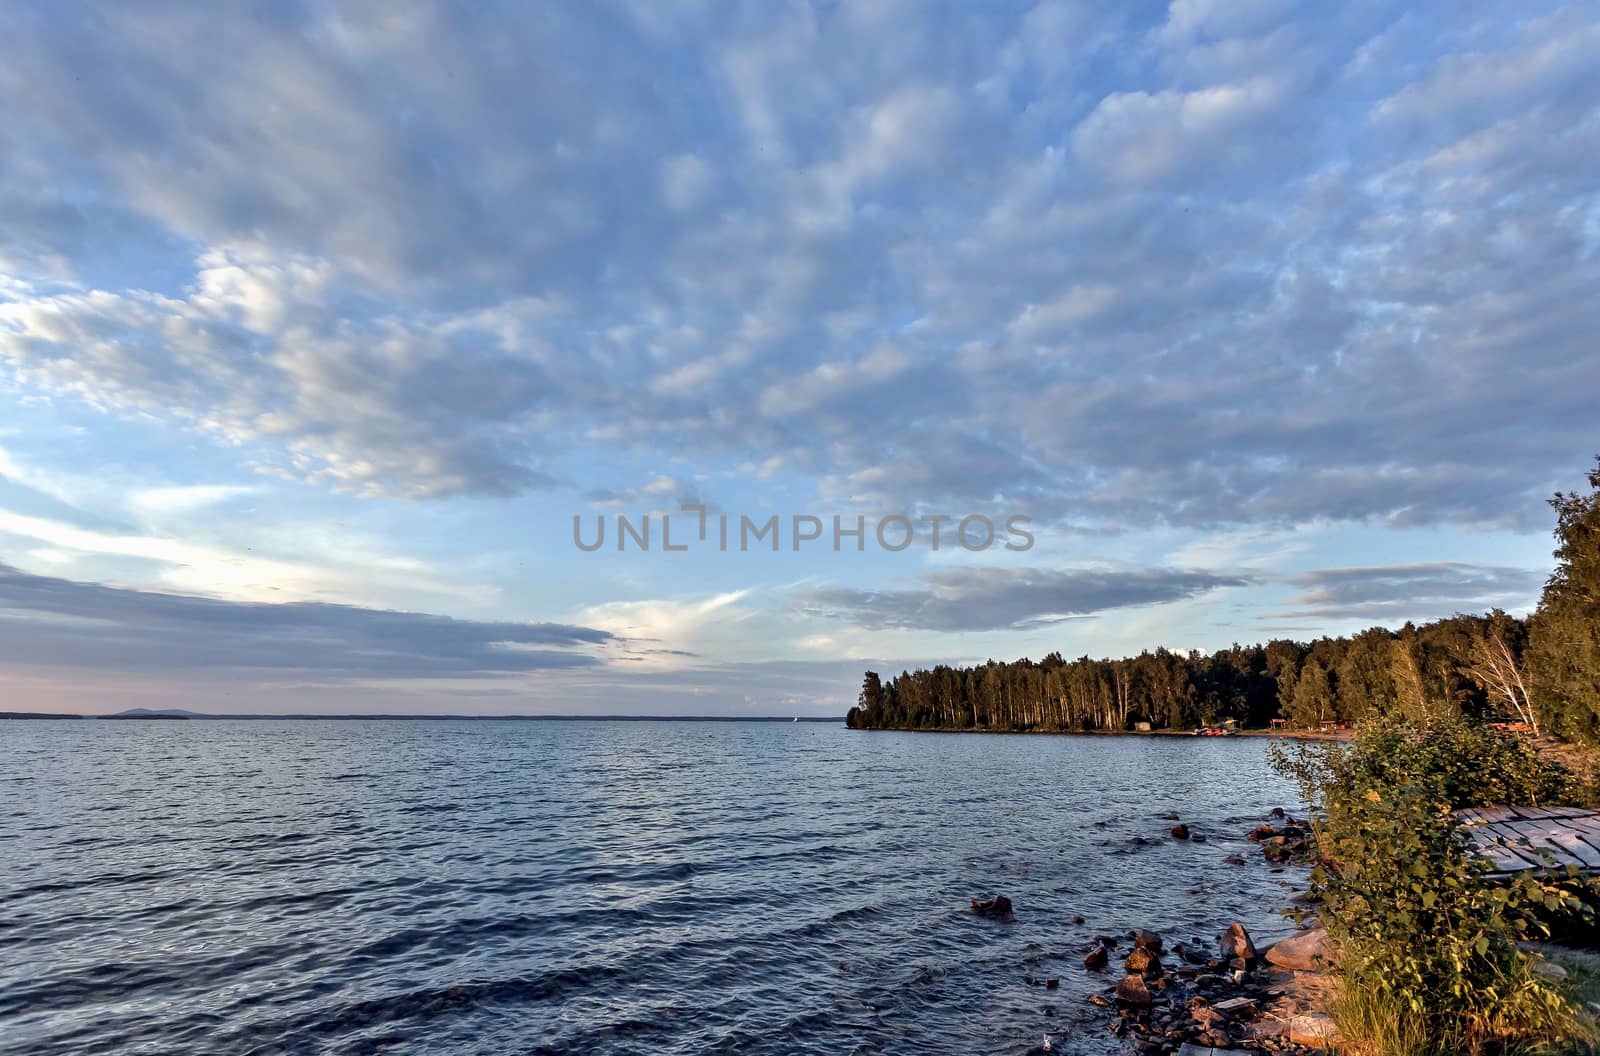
1457,805,1600,875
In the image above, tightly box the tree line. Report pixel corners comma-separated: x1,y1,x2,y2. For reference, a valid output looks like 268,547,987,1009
847,457,1600,740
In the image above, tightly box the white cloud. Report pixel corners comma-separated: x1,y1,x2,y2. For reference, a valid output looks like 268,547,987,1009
660,153,713,212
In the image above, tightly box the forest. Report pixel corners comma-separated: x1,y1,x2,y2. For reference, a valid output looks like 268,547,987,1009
847,458,1600,741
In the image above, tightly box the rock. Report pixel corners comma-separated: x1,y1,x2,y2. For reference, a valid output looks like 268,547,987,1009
1087,994,1111,1007
1044,977,1059,989
1532,960,1569,982
1133,929,1165,953
972,895,1014,920
1071,914,1086,924
1172,942,1208,966
1170,823,1191,839
1084,944,1109,970
1191,833,1208,843
1219,922,1258,967
1223,855,1246,865
1288,1013,1341,1047
1269,807,1286,818
1264,927,1332,971
1116,975,1154,1006
1094,934,1120,949
1125,945,1164,976
1213,996,1256,1016
1248,823,1279,841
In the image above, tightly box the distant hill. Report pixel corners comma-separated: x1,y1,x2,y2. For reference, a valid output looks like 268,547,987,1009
102,708,197,719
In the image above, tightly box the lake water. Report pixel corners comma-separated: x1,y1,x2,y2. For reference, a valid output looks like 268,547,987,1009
0,720,1305,1055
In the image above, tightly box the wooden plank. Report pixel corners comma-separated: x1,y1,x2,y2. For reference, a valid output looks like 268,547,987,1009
1561,815,1600,839
1461,806,1600,877
1485,821,1543,848
1570,827,1600,863
1538,830,1600,869
1483,834,1552,871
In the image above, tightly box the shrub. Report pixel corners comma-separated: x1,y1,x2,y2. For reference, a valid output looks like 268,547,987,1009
1272,715,1597,1055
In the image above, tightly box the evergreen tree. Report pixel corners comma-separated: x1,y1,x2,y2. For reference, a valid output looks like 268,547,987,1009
1528,457,1600,741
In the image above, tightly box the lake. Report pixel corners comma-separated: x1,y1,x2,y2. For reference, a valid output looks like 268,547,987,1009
0,720,1304,1055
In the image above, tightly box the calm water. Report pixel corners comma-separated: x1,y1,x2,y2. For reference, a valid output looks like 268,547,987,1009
0,720,1305,1055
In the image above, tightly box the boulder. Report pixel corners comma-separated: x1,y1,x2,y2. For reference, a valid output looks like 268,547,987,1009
1170,823,1191,840
1223,855,1246,865
1219,922,1258,967
1288,1013,1340,1047
1124,945,1164,976
1115,974,1153,1006
1248,823,1280,841
971,895,1014,920
1264,927,1332,971
1084,944,1109,970
1133,929,1164,953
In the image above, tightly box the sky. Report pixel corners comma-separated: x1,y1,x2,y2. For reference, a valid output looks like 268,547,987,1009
1,0,1597,716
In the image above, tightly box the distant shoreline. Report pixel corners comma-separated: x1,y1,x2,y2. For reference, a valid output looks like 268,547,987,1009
849,724,1356,742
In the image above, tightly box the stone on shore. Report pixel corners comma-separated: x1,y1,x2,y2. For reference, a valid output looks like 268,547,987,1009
1170,823,1191,839
1083,944,1109,970
1132,929,1164,953
1264,927,1332,971
1115,974,1153,1006
1288,1013,1341,1046
1219,922,1258,968
1124,945,1163,976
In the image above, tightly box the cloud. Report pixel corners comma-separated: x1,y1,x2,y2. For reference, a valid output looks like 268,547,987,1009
796,566,1249,632
1277,562,1544,621
0,561,611,679
1071,76,1291,186
0,2,1595,532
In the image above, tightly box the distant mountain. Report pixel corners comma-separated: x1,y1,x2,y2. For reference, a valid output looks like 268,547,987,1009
102,708,198,719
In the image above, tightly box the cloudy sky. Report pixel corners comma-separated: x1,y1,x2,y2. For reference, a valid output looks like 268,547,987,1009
1,1,1596,715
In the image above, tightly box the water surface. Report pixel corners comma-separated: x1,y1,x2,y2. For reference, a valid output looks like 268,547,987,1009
0,720,1304,1054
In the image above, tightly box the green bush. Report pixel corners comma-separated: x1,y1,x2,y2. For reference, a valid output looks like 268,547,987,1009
1331,712,1577,809
1272,716,1597,1055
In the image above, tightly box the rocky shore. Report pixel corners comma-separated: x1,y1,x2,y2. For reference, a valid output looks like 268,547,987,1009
990,809,1337,1054
1070,917,1337,1054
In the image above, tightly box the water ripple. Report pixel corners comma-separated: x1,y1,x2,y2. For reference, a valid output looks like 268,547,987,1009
0,720,1303,1055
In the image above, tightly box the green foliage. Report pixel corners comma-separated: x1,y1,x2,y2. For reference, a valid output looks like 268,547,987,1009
1338,713,1576,809
1272,716,1596,1055
1528,457,1600,744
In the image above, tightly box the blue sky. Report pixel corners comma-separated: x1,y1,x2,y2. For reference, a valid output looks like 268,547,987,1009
1,1,1596,715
